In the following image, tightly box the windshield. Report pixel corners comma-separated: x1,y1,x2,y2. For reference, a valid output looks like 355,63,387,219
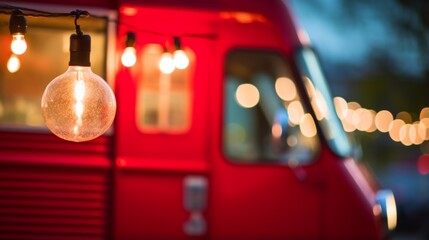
295,47,353,157
223,50,320,165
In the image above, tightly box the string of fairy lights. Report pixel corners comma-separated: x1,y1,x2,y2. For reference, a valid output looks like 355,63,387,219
334,96,429,175
1,6,119,142
2,4,429,148
1,4,195,142
333,96,429,147
2,4,193,74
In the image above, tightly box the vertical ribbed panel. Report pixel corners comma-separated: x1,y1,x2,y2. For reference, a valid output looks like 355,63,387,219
0,166,110,240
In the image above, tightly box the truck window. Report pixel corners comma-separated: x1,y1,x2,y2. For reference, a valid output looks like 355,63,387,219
295,47,352,157
136,44,194,133
0,14,108,129
224,50,320,165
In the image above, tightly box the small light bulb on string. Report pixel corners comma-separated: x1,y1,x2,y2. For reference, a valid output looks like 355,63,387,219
159,47,175,74
41,11,116,142
121,32,136,67
9,10,27,55
7,54,21,73
173,36,189,70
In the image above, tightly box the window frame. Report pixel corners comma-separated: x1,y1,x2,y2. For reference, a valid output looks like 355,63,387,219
294,46,353,158
135,43,195,134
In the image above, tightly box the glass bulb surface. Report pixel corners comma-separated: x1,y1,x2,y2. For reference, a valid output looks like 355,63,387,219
121,47,137,67
11,34,27,55
7,55,20,73
159,52,175,74
173,50,189,69
41,66,116,142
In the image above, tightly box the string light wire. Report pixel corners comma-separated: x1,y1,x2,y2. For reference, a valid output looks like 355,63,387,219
4,4,426,144
0,4,217,39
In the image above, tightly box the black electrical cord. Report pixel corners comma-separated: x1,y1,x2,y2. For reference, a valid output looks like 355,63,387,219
0,4,217,39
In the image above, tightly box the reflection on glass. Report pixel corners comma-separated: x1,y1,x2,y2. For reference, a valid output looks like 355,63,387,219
287,100,304,126
343,109,357,133
224,50,319,165
296,48,352,157
235,83,260,108
272,122,282,139
312,90,328,120
334,96,348,120
226,123,247,147
300,113,317,138
275,77,296,101
287,135,298,147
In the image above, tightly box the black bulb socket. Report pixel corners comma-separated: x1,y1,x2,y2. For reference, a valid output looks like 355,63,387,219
69,33,91,67
173,36,181,50
125,32,136,47
9,10,27,35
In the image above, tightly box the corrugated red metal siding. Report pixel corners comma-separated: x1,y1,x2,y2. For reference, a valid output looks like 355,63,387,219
0,166,111,240
0,132,113,240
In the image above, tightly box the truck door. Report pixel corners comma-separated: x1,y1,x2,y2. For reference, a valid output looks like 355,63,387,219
210,16,324,239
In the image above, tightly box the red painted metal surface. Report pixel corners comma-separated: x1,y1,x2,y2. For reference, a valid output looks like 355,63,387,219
0,0,385,239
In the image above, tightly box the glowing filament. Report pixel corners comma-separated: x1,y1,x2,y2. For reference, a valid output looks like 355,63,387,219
75,102,84,118
73,78,85,134
74,79,85,101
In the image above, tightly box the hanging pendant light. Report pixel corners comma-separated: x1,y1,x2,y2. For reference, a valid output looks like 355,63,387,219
173,36,189,70
159,46,175,74
9,10,27,55
121,32,137,67
41,11,116,142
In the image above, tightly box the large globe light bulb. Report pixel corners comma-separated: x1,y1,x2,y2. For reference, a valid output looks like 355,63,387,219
41,33,116,142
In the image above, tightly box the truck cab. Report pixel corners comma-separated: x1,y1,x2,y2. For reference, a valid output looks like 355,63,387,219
0,0,396,239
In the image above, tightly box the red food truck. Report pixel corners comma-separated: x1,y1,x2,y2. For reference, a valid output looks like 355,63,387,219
0,0,396,239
